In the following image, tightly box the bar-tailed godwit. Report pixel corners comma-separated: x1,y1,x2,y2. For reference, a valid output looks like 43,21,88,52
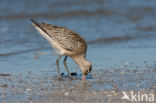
31,19,92,80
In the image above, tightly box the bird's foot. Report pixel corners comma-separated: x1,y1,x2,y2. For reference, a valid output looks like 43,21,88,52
57,76,64,81
68,72,77,80
68,74,72,78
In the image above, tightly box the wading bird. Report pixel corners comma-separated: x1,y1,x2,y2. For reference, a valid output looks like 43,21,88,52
31,19,92,80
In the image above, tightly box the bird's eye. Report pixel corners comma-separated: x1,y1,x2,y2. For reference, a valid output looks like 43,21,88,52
86,70,89,73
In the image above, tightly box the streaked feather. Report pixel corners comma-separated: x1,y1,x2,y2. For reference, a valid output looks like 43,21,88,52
32,20,86,51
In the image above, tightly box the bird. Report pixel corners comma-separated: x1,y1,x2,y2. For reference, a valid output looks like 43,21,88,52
30,19,92,80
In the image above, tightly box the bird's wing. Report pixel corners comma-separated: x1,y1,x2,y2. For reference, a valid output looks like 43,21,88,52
39,22,86,51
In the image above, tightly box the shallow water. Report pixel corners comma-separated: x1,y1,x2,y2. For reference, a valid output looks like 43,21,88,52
0,0,156,102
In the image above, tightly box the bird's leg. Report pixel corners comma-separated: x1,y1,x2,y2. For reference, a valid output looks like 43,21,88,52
56,55,62,80
63,56,72,78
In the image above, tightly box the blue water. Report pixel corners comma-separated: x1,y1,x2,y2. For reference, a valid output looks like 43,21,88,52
0,0,156,75
0,1,156,102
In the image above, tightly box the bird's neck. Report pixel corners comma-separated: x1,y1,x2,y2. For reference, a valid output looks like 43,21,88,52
72,54,88,69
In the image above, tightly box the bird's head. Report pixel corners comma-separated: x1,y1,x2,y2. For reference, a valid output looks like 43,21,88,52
72,54,92,80
82,62,92,75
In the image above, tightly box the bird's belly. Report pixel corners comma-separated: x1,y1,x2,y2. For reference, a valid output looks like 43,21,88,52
49,40,65,55
35,26,65,55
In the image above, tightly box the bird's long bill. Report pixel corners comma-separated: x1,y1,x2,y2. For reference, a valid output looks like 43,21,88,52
82,74,86,81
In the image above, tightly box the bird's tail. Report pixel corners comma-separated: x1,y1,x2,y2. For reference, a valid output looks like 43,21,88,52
30,18,50,36
30,18,40,27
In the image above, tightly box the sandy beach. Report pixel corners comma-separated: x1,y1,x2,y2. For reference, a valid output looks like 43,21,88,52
0,60,156,103
0,0,156,102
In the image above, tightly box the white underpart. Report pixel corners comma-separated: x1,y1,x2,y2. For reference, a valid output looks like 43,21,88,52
34,25,65,55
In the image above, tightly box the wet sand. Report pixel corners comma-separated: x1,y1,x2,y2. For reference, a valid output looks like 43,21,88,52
0,61,156,103
0,0,156,102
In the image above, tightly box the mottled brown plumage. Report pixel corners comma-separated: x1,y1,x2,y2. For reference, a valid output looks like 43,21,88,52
39,22,87,54
31,19,92,80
